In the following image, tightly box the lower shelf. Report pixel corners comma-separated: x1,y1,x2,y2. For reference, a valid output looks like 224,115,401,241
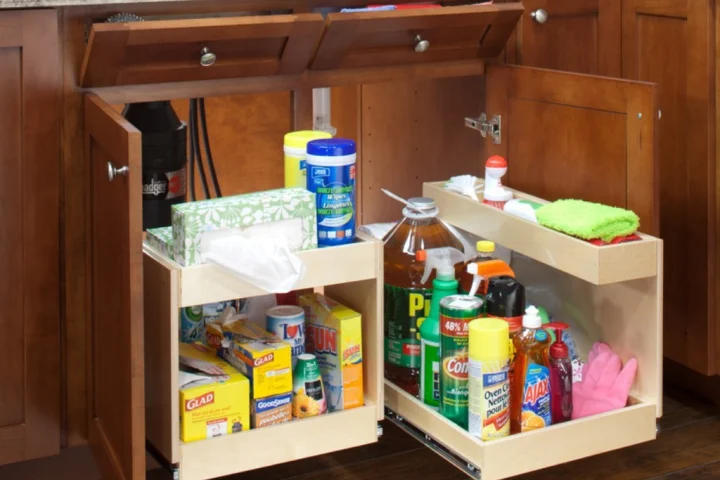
384,381,657,480
178,404,379,480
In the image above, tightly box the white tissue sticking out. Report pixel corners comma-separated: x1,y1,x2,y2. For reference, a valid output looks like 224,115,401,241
199,228,306,293
444,175,482,201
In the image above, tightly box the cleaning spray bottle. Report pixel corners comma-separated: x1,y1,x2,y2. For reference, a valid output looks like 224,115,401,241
416,247,465,409
511,306,551,434
547,322,573,424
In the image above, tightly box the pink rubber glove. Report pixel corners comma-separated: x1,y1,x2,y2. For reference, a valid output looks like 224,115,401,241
572,342,637,420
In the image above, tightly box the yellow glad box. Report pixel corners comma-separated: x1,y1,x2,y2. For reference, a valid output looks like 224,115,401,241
300,293,364,412
220,320,293,400
179,343,250,443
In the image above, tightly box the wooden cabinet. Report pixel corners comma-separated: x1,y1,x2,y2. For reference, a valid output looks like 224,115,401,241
0,10,61,466
512,0,621,76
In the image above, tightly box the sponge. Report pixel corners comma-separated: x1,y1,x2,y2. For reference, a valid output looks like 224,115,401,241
535,199,639,242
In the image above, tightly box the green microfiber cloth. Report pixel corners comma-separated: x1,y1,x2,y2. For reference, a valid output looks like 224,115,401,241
535,199,639,242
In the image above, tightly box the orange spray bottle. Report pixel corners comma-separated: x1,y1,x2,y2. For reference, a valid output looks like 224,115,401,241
510,306,551,434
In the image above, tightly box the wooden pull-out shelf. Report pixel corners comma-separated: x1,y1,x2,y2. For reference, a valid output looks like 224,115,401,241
143,234,384,477
424,182,658,285
311,3,523,70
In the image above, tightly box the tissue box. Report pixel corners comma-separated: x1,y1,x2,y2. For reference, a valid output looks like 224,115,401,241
171,188,317,266
179,343,250,442
300,293,364,412
145,226,174,260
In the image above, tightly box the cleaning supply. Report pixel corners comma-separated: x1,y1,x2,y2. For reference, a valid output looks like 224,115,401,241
468,318,510,441
483,156,513,209
306,138,357,246
444,175,482,201
511,306,551,433
572,343,638,419
416,247,465,410
465,259,515,299
439,295,483,429
283,130,333,189
383,196,467,396
503,198,542,223
459,241,496,295
547,322,573,424
535,199,640,243
485,276,525,393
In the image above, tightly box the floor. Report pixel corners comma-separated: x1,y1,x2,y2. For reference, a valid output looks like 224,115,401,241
1,387,718,480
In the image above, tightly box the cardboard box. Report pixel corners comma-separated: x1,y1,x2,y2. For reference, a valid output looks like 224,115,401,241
218,320,293,400
251,392,292,429
171,188,317,266
145,226,173,260
300,293,364,412
179,343,250,443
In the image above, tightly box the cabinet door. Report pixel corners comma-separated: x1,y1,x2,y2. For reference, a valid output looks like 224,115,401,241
485,64,659,235
85,94,145,479
0,10,60,466
516,0,621,76
622,0,715,374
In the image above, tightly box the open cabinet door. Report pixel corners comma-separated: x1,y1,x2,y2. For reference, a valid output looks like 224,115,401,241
85,94,145,480
485,65,659,235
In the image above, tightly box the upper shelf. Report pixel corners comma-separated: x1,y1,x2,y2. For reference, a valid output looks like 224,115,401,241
424,182,660,285
79,3,523,88
143,233,382,307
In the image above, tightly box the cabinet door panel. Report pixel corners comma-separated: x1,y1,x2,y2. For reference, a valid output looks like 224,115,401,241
622,0,715,374
0,10,60,466
518,0,620,76
486,65,658,235
85,94,145,480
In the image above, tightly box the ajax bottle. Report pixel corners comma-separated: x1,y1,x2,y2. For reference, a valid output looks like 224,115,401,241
548,322,573,424
416,247,465,410
511,306,552,433
383,197,466,396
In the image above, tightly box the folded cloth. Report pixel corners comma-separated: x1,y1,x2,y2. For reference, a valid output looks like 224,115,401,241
535,199,639,243
587,233,642,246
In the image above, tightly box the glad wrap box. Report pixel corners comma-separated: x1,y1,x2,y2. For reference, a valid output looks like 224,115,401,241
171,188,317,266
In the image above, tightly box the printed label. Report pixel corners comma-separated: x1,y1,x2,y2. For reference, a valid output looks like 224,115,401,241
440,313,470,427
469,360,510,440
384,285,431,369
420,339,440,409
521,363,552,431
309,164,355,244
142,168,186,200
268,318,306,367
205,418,227,438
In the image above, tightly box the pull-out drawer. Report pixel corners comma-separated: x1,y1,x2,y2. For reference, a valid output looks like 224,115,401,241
143,235,384,480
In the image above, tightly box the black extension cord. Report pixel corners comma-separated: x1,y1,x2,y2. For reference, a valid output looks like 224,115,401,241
188,98,222,201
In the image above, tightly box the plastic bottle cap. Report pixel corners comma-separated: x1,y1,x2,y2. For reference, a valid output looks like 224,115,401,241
522,305,542,329
306,138,356,156
486,155,508,169
547,322,570,359
408,197,437,211
476,240,495,253
469,318,509,361
415,250,427,261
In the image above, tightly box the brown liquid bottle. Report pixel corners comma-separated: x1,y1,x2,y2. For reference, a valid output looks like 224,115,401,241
383,197,466,396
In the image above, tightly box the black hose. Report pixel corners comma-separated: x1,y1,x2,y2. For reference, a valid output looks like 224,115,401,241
190,98,211,199
188,100,195,201
199,98,222,198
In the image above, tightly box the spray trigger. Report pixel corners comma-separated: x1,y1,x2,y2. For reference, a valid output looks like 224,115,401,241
416,247,465,284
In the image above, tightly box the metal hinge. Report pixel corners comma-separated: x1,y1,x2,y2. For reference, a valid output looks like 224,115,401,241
464,114,501,145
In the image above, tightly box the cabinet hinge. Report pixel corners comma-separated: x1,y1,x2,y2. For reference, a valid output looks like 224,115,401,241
464,114,501,145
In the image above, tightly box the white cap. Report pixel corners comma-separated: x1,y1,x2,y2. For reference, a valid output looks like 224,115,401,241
522,305,542,329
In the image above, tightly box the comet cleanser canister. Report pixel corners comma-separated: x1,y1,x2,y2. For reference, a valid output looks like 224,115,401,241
439,295,483,429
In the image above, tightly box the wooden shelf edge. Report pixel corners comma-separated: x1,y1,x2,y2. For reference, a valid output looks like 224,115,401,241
423,182,659,285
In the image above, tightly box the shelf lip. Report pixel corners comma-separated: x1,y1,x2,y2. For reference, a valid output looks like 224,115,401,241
144,233,380,307
424,182,659,285
384,381,657,480
179,404,378,480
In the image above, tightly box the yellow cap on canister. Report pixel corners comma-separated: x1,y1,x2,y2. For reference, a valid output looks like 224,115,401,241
284,130,332,149
469,318,509,361
476,241,495,253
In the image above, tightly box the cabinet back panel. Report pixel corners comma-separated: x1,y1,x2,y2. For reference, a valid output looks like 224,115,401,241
0,46,25,428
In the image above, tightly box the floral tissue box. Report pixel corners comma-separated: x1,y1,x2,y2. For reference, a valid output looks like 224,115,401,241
145,226,174,260
172,188,318,266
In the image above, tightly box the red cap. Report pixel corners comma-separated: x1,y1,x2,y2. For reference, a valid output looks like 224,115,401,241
546,322,569,359
486,155,507,169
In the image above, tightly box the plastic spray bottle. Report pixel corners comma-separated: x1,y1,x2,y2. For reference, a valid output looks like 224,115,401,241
548,322,573,424
511,306,551,434
416,247,465,410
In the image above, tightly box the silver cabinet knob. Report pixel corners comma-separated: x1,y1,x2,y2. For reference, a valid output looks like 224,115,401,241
200,47,216,67
414,35,430,53
107,162,129,182
531,8,548,24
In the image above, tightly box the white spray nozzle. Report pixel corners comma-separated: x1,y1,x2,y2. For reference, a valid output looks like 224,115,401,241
522,305,542,329
466,262,483,297
417,247,465,284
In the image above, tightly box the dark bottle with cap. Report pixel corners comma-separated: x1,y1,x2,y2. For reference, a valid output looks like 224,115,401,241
122,101,187,230
485,275,526,395
383,197,466,397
